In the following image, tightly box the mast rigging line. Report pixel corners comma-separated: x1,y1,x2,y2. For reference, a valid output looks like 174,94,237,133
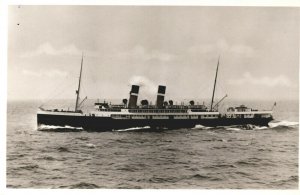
213,94,228,110
38,80,77,108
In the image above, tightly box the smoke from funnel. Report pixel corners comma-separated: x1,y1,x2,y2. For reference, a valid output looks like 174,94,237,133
129,76,157,95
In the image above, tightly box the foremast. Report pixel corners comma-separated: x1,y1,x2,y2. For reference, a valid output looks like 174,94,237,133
75,54,84,112
210,56,220,111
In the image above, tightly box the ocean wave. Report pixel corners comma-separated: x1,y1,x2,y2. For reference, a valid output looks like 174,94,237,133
148,176,181,183
286,175,298,182
18,164,40,171
212,146,229,149
112,126,151,132
204,164,236,169
38,124,83,132
234,171,251,177
7,154,25,161
270,175,298,186
201,138,224,142
191,173,210,180
254,126,268,130
37,156,56,161
192,125,213,130
187,173,222,181
235,160,259,166
269,120,298,129
235,157,262,167
193,124,266,131
57,146,71,153
59,182,100,189
75,137,89,141
226,127,242,131
223,125,262,131
7,184,22,188
85,143,96,148
192,121,298,131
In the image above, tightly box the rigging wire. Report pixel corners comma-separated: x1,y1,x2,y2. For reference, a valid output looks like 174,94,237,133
39,80,77,108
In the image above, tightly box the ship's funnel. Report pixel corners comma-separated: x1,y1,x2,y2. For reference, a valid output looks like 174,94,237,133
128,85,140,108
156,85,166,108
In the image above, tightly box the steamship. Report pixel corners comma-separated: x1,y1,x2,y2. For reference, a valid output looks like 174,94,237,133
37,56,274,131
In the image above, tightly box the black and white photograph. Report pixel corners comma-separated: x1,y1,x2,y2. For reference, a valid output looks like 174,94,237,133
3,1,299,191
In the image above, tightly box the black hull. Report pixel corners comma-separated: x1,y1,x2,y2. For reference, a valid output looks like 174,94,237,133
37,113,273,132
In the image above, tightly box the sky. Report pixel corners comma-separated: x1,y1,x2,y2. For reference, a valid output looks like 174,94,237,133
7,6,299,102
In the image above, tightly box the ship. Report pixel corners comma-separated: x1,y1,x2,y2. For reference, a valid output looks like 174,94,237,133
37,55,274,131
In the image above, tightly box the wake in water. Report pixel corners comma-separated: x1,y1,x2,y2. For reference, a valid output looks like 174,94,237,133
112,126,151,132
37,120,298,132
192,125,214,130
37,124,83,132
192,120,298,131
192,124,260,131
268,120,299,129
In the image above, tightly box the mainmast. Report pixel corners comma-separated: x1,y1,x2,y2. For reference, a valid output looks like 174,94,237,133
210,56,220,111
75,53,84,112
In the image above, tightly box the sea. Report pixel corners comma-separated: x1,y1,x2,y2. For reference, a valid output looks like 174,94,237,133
6,99,299,189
